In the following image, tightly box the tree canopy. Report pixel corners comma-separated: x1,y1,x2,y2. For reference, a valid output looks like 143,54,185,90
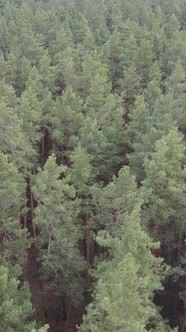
0,0,186,331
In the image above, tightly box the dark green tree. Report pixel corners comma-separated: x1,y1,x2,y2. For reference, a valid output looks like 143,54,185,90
0,265,48,332
32,155,85,304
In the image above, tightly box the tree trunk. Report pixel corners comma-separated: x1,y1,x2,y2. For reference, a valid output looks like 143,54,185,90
39,278,47,323
30,191,36,237
24,202,27,228
181,306,186,332
23,252,28,281
23,179,28,228
41,128,45,166
85,214,91,287
177,232,184,259
65,299,72,332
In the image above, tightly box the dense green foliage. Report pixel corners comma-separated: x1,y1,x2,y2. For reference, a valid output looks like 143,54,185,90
0,0,186,330
0,265,48,332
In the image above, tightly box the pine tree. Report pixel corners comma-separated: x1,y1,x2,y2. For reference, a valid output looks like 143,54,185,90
68,145,95,285
38,50,55,92
127,93,180,183
0,99,35,169
144,61,162,112
0,265,48,332
14,1,44,65
51,87,84,164
104,23,138,92
133,37,155,89
0,153,30,271
165,61,186,132
142,128,186,263
18,67,43,148
75,52,124,183
54,46,76,90
32,155,85,304
79,167,175,332
0,16,10,56
126,96,151,182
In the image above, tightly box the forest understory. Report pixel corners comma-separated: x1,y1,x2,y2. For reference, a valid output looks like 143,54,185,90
1,0,186,331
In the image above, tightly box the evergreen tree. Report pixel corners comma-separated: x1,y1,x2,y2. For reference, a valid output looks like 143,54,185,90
32,155,85,304
0,265,48,332
0,153,30,267
51,87,84,164
142,129,186,263
79,167,175,332
18,67,43,148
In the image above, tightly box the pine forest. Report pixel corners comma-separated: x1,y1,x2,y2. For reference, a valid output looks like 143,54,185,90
1,0,186,331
